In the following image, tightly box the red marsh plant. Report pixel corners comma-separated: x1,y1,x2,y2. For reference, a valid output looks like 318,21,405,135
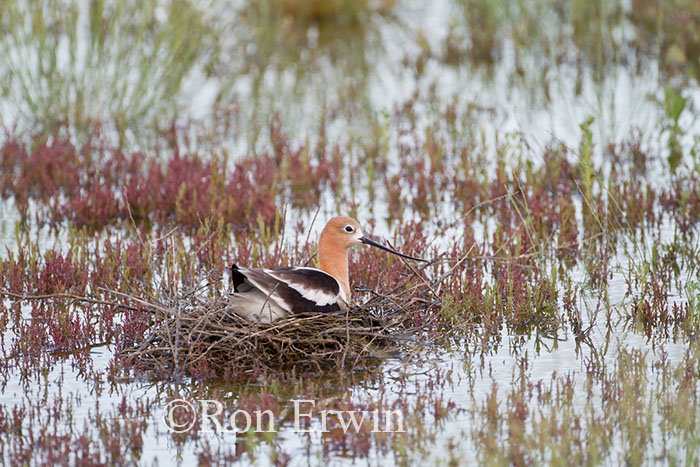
0,136,83,218
0,232,161,380
1,132,339,233
471,345,700,465
349,219,439,320
268,115,344,209
661,176,700,237
2,97,700,386
0,390,151,465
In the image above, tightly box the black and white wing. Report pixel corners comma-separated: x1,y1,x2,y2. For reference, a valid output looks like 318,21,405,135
229,264,344,321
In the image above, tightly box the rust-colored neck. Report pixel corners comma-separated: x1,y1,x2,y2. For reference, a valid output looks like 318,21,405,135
318,232,351,301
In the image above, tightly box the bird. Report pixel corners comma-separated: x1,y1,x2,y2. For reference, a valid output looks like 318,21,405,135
227,216,427,322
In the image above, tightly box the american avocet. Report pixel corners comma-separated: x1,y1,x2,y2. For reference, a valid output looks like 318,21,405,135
228,216,427,322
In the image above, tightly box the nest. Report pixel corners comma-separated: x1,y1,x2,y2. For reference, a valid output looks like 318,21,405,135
123,289,419,378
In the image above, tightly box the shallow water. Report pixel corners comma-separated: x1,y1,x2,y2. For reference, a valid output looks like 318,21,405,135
1,197,696,465
2,0,700,464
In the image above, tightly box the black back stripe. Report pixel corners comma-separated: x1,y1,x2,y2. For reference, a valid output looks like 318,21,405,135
230,263,247,292
275,282,341,314
269,267,340,297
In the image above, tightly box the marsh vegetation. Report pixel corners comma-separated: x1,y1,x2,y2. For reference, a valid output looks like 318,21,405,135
1,0,699,464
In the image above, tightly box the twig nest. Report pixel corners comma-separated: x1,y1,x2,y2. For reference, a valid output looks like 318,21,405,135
123,292,413,379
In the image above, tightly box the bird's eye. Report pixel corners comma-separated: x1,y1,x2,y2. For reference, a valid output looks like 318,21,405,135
344,225,354,233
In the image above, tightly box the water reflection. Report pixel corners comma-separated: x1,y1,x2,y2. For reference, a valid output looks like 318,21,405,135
1,0,700,464
0,0,214,141
206,0,399,145
1,0,698,148
450,0,700,89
